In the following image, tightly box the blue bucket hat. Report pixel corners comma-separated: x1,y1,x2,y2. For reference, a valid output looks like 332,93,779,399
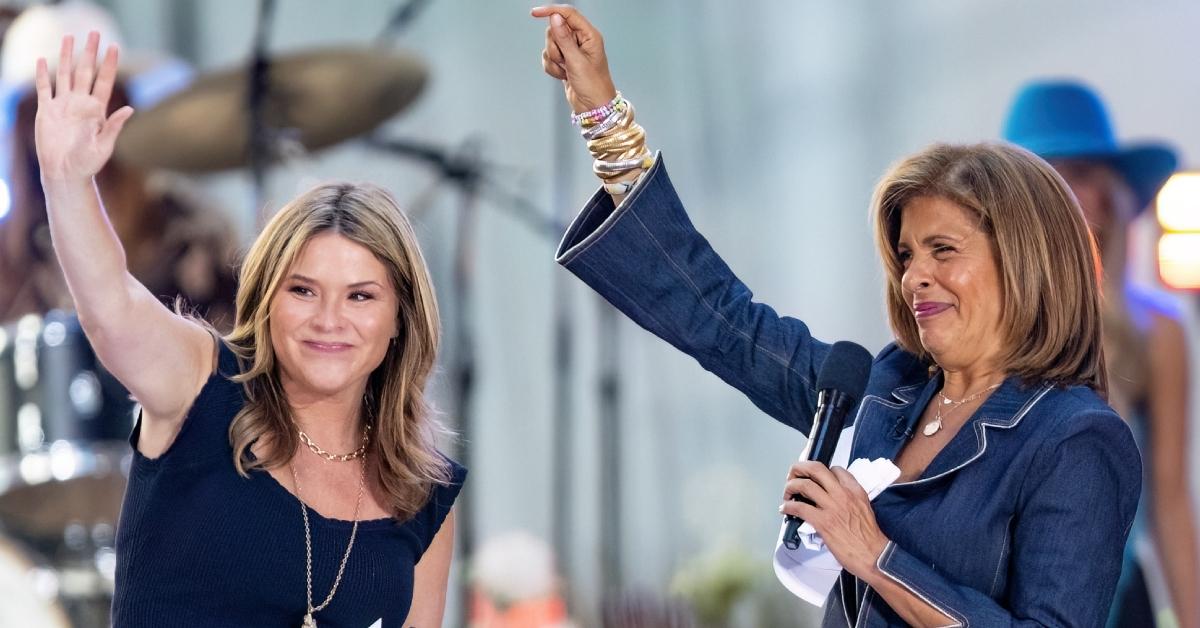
1002,79,1178,211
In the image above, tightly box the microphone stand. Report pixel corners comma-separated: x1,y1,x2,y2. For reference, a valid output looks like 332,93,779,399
549,89,580,616
364,137,562,237
449,139,481,620
247,0,276,225
365,134,565,625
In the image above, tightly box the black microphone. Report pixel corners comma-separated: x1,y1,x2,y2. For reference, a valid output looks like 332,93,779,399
782,341,873,550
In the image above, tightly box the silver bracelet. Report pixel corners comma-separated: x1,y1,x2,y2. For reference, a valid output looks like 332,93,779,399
582,110,623,140
594,155,654,175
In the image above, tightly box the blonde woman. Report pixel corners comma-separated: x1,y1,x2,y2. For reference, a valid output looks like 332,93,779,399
35,33,463,627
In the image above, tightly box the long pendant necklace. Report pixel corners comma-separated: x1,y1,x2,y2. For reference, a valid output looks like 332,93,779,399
292,455,367,628
923,382,1002,437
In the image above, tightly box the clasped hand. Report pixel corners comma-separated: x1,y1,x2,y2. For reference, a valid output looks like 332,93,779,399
531,5,617,114
780,460,890,579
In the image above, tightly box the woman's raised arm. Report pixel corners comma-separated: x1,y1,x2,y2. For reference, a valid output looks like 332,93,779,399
35,32,214,454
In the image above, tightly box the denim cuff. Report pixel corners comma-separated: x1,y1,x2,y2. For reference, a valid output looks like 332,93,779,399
555,151,663,265
875,540,966,627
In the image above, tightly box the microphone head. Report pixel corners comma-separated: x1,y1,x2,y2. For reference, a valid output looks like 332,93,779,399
816,341,874,401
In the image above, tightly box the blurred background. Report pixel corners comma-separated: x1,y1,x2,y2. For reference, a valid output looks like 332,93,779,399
2,1,1200,626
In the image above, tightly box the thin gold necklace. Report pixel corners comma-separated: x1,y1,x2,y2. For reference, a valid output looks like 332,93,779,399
297,424,371,462
922,383,1002,437
290,455,367,628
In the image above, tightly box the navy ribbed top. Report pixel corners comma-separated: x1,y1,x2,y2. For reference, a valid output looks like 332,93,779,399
111,342,466,627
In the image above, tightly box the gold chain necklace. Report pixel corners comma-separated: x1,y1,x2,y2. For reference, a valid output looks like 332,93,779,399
290,455,367,628
297,424,371,462
922,383,1002,437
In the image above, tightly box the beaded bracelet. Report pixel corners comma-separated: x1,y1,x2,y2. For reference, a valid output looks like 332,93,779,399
571,92,627,127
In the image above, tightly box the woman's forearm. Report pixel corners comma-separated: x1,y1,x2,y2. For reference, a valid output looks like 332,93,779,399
42,175,135,327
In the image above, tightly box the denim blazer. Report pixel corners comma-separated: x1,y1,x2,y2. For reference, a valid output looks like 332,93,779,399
555,155,1141,627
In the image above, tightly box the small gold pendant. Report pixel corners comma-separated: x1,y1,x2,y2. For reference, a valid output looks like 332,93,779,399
923,417,942,437
302,613,317,628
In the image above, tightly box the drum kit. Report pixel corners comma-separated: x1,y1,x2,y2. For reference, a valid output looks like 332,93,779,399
0,6,457,626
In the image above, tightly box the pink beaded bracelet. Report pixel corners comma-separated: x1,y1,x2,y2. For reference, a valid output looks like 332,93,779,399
571,92,627,127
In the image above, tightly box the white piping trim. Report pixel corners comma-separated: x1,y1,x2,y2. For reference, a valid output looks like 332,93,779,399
890,384,1053,488
890,382,924,403
842,574,855,627
855,585,874,627
875,541,966,628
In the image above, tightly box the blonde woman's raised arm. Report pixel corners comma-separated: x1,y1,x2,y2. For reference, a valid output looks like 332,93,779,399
35,33,214,455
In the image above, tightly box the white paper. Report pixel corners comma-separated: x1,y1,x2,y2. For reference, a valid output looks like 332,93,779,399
771,425,901,606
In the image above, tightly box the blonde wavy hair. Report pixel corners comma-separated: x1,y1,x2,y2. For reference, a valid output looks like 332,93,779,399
872,142,1108,395
225,182,451,521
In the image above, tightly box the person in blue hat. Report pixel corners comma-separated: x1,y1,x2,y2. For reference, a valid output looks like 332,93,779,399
1005,79,1199,628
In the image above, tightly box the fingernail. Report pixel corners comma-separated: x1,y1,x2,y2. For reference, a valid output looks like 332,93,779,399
778,503,785,513
551,14,564,28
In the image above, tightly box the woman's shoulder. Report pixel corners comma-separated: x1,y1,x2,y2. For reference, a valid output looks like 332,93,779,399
408,454,467,553
187,338,247,409
1028,384,1135,451
213,339,246,380
133,339,246,467
1020,384,1142,520
429,455,468,506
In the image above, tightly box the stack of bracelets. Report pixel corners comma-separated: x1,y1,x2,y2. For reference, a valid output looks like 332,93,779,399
571,92,653,196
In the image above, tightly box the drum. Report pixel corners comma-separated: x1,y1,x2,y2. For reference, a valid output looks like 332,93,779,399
0,310,134,548
0,311,129,626
0,310,136,457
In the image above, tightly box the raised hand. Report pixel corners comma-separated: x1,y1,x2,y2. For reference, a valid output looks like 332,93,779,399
531,5,617,113
34,32,134,181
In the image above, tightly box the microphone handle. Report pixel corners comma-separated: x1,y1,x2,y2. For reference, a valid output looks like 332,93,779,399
782,389,855,550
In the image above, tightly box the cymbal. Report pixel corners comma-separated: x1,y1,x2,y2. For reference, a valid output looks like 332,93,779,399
0,443,128,542
115,47,427,173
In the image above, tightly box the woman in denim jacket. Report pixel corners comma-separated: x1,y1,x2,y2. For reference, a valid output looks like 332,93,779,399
533,6,1141,626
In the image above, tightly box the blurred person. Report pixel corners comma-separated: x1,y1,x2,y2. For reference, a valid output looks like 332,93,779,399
35,33,464,626
1005,79,1200,628
469,531,574,628
533,6,1141,626
0,1,235,328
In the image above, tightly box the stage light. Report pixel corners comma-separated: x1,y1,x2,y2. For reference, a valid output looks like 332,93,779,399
1157,172,1200,232
1158,233,1200,290
1157,171,1200,290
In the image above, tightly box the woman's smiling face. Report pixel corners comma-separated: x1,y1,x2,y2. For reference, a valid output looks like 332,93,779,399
897,195,1006,373
269,231,399,401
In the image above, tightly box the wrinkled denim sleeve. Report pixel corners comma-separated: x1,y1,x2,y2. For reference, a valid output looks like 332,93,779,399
554,154,831,433
874,408,1140,627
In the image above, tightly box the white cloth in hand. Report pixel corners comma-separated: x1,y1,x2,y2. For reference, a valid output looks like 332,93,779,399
772,426,901,606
